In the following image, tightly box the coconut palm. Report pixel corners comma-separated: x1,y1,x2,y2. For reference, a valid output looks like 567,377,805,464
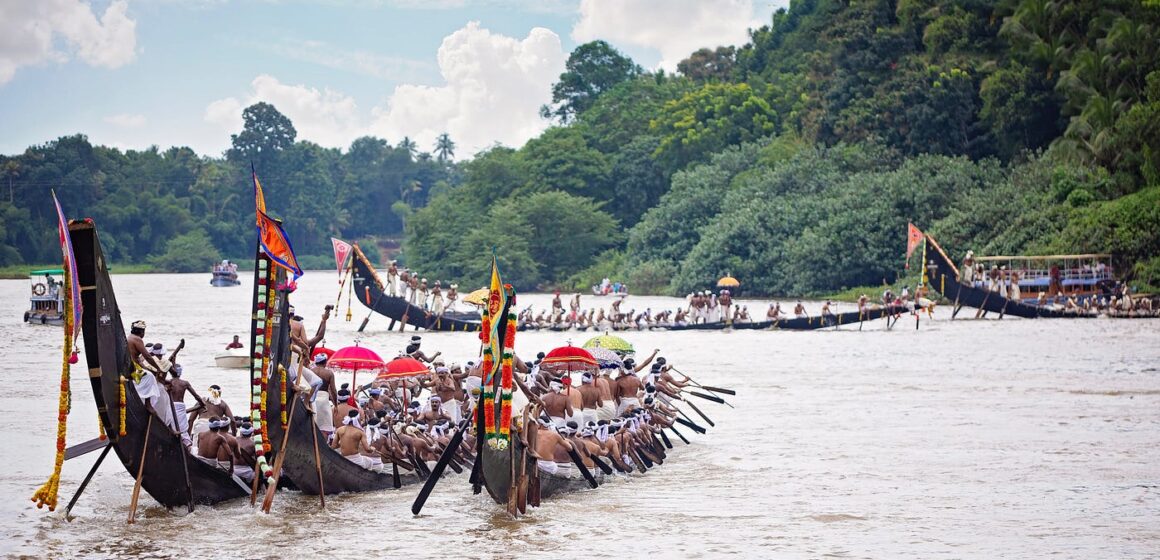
434,133,455,162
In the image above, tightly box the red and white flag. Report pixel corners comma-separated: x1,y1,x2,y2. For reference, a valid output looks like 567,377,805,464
331,237,352,279
905,223,924,267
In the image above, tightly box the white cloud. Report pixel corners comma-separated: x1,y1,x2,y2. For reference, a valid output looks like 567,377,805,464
368,22,565,157
104,113,146,128
205,22,566,159
572,0,770,71
204,75,364,149
0,0,137,85
250,38,433,82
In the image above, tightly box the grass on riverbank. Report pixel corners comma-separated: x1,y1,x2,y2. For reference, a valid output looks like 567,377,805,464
0,263,158,279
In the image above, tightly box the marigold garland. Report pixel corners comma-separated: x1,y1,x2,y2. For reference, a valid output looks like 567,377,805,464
30,267,76,511
279,365,288,428
119,376,127,436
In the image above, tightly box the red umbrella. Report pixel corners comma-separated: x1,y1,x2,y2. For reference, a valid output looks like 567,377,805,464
376,356,430,381
328,344,386,395
311,345,335,362
539,344,598,376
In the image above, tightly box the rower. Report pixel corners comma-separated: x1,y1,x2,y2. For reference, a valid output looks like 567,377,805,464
960,250,975,285
531,417,575,475
430,281,445,315
407,336,440,364
821,301,834,317
308,353,338,435
386,260,399,297
541,380,573,429
165,364,203,447
289,305,331,355
331,410,373,469
196,417,237,475
793,301,808,318
613,366,644,415
333,385,357,428
192,384,235,437
234,423,258,482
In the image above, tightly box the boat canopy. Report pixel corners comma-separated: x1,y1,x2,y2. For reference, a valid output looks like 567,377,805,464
974,254,1111,261
29,268,64,276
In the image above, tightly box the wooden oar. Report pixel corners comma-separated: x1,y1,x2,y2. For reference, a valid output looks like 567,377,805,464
167,397,195,513
668,425,690,445
127,416,154,524
674,416,706,434
64,443,112,521
565,444,599,488
358,286,391,332
411,420,470,515
697,384,736,396
64,437,109,461
975,290,992,319
683,399,715,427
261,391,301,513
590,453,614,475
687,390,725,404
307,410,326,508
657,429,673,449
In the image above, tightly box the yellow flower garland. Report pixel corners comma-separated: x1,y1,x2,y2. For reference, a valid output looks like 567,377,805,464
30,268,75,511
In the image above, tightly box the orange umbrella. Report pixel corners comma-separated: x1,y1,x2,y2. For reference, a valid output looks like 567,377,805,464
716,275,740,288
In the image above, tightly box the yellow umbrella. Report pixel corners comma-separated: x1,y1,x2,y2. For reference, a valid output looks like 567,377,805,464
717,275,740,288
462,287,489,306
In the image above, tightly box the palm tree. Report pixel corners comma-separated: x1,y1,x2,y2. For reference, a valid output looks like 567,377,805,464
434,133,455,162
398,136,417,161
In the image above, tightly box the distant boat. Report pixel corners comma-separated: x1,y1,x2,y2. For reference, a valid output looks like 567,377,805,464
591,281,628,296
23,268,65,326
210,260,240,287
213,348,249,369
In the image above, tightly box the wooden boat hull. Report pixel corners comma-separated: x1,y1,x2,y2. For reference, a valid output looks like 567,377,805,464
522,305,909,332
924,234,1095,319
349,246,482,332
214,352,249,369
72,221,250,509
262,278,411,495
479,433,603,505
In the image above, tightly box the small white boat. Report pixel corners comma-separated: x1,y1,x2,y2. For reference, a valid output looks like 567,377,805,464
214,349,249,369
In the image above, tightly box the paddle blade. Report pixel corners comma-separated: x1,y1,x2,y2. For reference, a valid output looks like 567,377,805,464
411,421,468,515
688,391,725,404
699,385,736,396
675,416,707,434
566,447,599,489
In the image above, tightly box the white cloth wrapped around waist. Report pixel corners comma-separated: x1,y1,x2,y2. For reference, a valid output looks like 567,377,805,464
314,392,335,431
344,453,373,469
616,397,640,415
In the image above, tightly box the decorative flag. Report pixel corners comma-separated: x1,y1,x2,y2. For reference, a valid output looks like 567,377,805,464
253,170,304,278
483,253,508,387
331,237,352,278
51,191,81,341
905,222,924,267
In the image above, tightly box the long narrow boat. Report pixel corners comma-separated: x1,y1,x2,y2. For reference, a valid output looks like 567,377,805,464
924,233,1094,319
72,220,250,508
349,245,483,332
518,304,909,332
478,433,603,507
260,258,414,495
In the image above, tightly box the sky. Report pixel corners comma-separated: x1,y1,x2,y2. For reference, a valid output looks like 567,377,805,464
0,0,789,160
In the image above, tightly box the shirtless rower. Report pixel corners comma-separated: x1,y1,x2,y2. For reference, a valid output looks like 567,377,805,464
191,384,235,436
166,364,203,447
196,417,237,474
331,410,374,468
407,336,441,364
541,380,573,429
424,363,465,422
333,385,357,429
531,417,576,475
234,422,258,482
289,305,332,354
613,367,644,415
794,301,808,318
576,371,604,426
386,261,399,296
593,368,618,421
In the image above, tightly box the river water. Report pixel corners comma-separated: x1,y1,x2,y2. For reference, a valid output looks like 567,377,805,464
1,272,1158,558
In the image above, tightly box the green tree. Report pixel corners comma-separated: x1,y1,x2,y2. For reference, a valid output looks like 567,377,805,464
513,191,620,283
434,133,455,162
151,228,219,272
227,102,297,172
541,40,643,124
677,46,736,82
651,83,778,171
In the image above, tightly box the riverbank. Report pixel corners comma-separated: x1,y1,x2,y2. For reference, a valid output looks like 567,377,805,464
0,263,158,279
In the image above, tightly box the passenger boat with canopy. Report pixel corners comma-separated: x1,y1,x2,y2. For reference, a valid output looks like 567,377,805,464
24,268,66,326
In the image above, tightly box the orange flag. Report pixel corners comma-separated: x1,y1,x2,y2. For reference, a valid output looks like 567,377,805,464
906,222,924,262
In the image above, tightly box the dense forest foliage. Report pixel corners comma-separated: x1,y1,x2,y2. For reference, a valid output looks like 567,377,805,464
3,0,1159,294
